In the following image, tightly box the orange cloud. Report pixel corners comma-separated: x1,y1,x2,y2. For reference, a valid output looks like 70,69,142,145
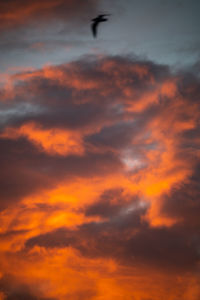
1,122,85,156
0,56,200,299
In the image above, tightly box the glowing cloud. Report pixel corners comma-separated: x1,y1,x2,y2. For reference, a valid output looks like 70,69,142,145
0,55,200,299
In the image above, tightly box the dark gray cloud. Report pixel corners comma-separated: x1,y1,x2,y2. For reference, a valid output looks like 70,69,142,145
0,136,122,210
161,165,200,230
25,205,200,272
0,275,56,300
0,0,100,32
0,56,170,131
85,188,139,218
0,0,101,72
0,273,96,300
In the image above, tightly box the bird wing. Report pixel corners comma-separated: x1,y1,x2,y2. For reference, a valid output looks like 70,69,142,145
91,21,98,38
99,14,111,17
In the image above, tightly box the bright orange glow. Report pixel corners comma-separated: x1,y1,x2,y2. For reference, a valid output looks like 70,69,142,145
1,123,85,156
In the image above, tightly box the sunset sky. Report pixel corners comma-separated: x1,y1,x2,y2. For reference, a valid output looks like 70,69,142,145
0,1,200,299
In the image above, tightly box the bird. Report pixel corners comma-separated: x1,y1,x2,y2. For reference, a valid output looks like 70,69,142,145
91,14,111,38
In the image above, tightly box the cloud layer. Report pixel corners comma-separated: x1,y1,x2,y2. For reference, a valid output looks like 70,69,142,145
0,55,200,299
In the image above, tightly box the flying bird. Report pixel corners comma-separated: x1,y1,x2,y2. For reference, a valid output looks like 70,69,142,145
91,14,111,38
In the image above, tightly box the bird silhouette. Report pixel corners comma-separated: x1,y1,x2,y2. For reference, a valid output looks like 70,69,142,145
91,14,110,38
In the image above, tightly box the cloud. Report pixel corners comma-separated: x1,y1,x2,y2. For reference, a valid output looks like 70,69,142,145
0,54,199,215
160,164,200,229
84,188,135,218
0,0,100,32
0,275,56,300
0,0,101,73
0,135,122,211
0,55,200,299
25,207,199,272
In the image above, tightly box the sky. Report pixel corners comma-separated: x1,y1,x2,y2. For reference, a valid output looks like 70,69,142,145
0,0,200,299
